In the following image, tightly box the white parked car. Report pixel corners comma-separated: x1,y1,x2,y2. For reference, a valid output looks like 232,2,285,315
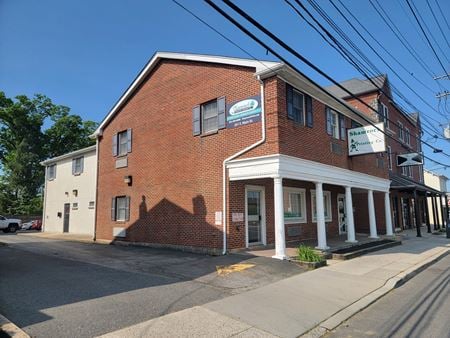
21,221,33,230
0,215,22,233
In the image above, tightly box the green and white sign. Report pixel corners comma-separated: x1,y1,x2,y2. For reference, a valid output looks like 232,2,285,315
348,123,386,156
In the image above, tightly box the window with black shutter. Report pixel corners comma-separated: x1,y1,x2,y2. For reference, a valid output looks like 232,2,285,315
113,129,132,157
112,196,130,222
193,97,226,135
286,84,305,124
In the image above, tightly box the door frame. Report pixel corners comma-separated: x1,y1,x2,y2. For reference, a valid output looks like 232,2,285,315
63,203,70,233
337,193,346,234
245,185,266,248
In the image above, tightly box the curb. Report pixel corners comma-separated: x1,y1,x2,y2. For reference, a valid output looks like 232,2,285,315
301,248,449,337
0,314,29,338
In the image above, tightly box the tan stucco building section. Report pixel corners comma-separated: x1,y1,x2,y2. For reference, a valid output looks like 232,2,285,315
41,145,97,236
424,169,448,226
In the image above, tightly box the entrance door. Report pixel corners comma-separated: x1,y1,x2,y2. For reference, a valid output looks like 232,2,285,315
401,198,411,229
337,194,346,234
246,186,265,246
63,203,70,233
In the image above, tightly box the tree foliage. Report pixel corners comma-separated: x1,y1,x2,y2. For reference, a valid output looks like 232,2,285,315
0,91,97,215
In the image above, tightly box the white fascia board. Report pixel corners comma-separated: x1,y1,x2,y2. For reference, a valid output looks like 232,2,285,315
227,154,391,192
40,145,97,166
256,65,373,126
93,52,281,137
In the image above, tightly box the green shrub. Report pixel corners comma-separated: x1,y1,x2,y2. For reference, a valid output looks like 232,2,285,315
297,245,323,262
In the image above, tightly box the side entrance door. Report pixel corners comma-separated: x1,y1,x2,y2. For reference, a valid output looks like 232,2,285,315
337,194,346,234
245,186,266,247
63,203,70,233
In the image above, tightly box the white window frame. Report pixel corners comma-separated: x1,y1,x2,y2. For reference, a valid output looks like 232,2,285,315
330,110,339,140
408,166,413,178
116,196,127,222
401,165,408,176
398,121,404,142
118,131,128,156
405,127,411,146
381,103,389,129
292,88,305,124
201,99,219,134
47,164,56,180
72,156,83,175
311,190,332,222
283,187,307,224
387,146,393,171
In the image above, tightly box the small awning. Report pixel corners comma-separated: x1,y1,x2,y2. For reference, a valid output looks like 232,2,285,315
390,173,441,195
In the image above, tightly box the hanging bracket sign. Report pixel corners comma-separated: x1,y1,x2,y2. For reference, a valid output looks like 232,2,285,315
348,123,386,156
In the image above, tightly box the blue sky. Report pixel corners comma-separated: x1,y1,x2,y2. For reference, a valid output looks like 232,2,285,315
1,0,449,179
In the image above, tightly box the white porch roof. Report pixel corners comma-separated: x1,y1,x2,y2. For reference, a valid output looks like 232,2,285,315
227,154,391,192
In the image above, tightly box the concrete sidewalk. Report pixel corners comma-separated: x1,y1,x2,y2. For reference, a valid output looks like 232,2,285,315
98,230,449,338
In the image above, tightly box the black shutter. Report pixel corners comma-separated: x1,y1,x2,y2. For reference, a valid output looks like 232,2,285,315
112,134,118,156
286,84,294,120
125,196,130,221
305,95,313,127
217,96,226,129
111,197,116,221
339,114,346,140
193,105,201,136
326,107,333,135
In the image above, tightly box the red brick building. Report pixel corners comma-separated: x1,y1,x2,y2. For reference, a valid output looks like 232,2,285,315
93,52,395,257
326,75,430,233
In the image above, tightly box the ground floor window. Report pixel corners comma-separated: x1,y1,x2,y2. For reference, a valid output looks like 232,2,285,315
311,190,332,222
112,196,130,221
283,187,306,223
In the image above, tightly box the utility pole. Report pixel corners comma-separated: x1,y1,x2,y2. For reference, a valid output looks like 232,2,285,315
434,74,450,140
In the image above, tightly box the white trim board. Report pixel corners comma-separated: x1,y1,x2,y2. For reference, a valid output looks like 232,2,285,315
93,52,281,137
227,154,391,192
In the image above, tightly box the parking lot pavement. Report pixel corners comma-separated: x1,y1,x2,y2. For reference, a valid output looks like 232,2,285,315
0,233,305,337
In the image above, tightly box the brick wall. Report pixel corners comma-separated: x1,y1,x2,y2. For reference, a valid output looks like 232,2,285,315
96,59,390,251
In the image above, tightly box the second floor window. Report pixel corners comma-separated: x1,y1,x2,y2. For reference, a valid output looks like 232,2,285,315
405,128,411,146
286,84,313,127
381,103,389,129
398,121,404,142
72,156,84,175
192,97,226,136
326,107,346,140
47,164,56,180
113,129,132,157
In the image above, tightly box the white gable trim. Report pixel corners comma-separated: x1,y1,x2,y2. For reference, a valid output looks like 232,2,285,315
93,52,281,137
227,154,391,192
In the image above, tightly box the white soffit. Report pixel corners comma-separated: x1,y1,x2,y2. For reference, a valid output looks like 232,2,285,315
227,154,391,192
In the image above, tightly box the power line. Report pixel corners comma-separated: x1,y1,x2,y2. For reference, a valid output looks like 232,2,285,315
433,0,450,32
426,0,450,50
292,0,448,135
368,0,436,77
405,0,448,76
204,0,450,167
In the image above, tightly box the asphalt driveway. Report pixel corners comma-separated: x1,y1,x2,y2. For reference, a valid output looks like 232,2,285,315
0,233,305,337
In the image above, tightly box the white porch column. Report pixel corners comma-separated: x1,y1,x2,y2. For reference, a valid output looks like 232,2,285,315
315,182,329,250
345,186,357,243
384,192,394,236
368,190,379,239
273,177,287,260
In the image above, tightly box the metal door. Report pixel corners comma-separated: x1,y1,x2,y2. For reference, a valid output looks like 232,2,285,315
63,203,70,233
246,188,263,245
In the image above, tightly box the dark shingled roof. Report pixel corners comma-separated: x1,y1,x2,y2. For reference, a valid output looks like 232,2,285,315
324,74,387,99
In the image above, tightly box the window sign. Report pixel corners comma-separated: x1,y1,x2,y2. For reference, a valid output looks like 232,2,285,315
226,95,261,128
348,123,386,156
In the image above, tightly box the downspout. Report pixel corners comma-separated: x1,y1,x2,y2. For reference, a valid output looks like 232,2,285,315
42,165,48,232
93,137,100,241
222,75,266,255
